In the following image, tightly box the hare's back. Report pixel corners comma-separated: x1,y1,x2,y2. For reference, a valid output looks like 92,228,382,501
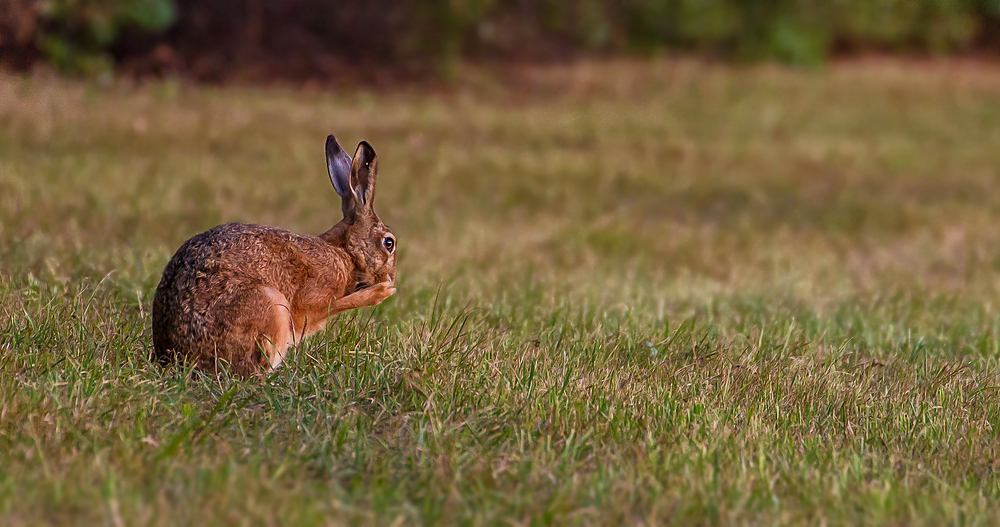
157,222,320,295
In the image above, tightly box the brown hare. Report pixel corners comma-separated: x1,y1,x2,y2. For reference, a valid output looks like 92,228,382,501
152,134,396,377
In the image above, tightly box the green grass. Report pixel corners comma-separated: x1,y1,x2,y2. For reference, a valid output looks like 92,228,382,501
4,59,1000,524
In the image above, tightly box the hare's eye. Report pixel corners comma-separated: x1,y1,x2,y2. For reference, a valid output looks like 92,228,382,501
383,236,395,252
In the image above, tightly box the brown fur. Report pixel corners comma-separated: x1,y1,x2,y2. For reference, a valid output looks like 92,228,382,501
151,136,396,377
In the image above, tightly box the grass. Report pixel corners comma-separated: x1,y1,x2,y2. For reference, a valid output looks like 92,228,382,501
3,58,1000,524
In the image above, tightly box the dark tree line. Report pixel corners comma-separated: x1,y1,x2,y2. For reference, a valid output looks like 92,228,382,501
3,0,1000,80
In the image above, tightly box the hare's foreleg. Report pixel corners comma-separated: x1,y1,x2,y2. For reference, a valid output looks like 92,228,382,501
293,282,396,338
332,282,396,312
218,282,394,374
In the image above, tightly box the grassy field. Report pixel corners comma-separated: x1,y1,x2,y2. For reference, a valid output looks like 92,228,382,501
3,59,1000,525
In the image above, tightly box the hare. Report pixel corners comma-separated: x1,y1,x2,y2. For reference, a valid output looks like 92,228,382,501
152,134,396,377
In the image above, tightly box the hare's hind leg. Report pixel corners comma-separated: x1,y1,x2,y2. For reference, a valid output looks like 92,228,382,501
212,285,294,376
258,286,295,370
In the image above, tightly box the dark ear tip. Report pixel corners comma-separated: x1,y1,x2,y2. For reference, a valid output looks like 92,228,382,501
356,140,376,160
326,134,342,155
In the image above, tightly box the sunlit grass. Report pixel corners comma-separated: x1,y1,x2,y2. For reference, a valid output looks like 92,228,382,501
3,59,1000,524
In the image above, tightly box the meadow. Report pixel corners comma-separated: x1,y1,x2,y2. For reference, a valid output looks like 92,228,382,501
3,59,1000,525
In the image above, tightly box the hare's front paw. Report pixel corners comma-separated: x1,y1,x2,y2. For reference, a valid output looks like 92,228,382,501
368,281,396,305
341,281,395,309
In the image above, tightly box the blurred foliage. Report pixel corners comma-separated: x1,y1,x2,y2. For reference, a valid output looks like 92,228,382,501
34,0,174,73
3,0,1000,75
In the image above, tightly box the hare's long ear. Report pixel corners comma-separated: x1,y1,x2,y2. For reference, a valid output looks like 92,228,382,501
326,134,356,218
350,141,377,211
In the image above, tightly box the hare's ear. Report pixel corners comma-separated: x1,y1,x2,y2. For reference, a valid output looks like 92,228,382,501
350,141,377,210
326,134,356,217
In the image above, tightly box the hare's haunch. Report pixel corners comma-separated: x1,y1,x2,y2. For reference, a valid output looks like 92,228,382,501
152,135,396,377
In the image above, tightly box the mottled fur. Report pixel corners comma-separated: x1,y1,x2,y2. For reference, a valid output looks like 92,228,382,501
152,135,396,377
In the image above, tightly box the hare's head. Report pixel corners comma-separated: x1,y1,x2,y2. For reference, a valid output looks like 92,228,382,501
325,134,396,291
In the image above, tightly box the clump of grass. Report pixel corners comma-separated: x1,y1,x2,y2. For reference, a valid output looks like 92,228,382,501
3,60,1000,524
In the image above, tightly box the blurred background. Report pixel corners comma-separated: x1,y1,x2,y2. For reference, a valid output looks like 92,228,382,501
3,0,1000,303
2,0,1000,300
3,0,1000,79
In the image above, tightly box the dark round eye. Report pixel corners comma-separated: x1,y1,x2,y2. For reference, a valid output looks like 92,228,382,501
383,236,395,252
